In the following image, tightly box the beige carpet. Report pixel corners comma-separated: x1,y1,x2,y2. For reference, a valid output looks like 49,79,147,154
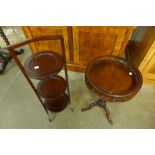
0,27,155,128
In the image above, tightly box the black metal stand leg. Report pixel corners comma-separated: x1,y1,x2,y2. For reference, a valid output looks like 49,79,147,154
81,101,98,112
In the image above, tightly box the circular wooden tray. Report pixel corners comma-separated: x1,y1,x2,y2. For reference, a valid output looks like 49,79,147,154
86,55,142,101
37,75,66,98
44,93,69,112
24,50,64,80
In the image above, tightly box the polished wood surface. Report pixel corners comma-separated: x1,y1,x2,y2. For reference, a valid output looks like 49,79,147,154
67,26,74,61
142,43,155,81
73,26,127,65
23,26,70,61
127,26,155,85
24,50,64,80
23,26,135,72
86,55,142,101
89,61,135,94
82,55,142,124
7,35,71,119
45,93,69,112
37,75,66,98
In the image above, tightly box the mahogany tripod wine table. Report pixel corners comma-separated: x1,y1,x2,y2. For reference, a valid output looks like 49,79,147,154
81,55,143,125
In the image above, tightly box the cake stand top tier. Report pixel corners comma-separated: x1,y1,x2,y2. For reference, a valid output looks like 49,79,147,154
24,50,64,80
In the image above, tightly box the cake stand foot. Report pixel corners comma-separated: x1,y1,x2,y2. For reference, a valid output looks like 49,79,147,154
48,111,56,122
69,102,74,111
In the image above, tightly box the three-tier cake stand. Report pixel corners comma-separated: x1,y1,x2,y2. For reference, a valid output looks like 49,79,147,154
8,35,71,121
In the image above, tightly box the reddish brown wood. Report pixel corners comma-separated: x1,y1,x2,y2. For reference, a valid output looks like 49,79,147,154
7,35,71,119
82,55,143,124
67,26,74,61
44,93,69,112
23,26,136,72
24,50,64,80
86,55,143,101
37,75,66,98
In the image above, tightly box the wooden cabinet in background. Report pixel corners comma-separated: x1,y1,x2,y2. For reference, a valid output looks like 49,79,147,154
72,26,135,71
23,26,135,72
23,26,71,62
127,26,155,85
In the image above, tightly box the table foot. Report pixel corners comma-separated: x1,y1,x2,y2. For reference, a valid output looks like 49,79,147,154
81,101,98,112
100,100,113,125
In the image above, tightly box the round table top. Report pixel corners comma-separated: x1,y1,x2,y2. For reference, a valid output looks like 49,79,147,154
24,51,64,80
85,55,142,100
37,75,66,99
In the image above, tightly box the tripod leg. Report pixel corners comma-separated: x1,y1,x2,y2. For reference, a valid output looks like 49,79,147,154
98,99,113,125
102,103,113,125
81,101,98,112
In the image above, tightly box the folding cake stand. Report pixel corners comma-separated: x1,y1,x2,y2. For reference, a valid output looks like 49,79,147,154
8,35,71,121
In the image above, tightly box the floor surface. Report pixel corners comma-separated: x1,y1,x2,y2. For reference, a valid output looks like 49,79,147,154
0,27,155,128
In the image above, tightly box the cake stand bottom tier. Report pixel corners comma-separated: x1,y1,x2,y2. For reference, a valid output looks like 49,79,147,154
44,93,69,112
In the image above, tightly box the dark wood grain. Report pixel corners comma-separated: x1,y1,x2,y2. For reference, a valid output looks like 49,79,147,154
24,50,64,80
86,55,143,101
82,55,143,124
37,75,66,98
7,35,71,119
23,26,136,72
67,26,74,61
45,93,69,112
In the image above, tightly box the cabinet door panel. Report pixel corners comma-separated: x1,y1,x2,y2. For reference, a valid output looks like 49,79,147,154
23,26,70,62
73,26,127,65
78,31,116,62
